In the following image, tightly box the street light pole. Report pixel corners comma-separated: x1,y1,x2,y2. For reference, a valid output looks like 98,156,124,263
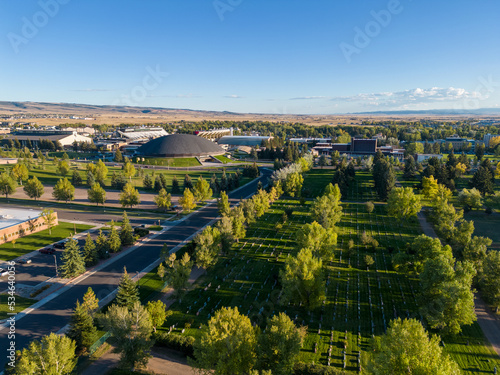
53,254,58,278
73,219,76,235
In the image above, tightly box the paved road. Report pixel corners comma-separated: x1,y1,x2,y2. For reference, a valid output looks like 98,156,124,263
0,170,271,370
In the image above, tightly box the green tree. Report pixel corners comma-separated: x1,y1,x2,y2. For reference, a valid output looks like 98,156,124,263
60,238,86,279
422,175,439,200
107,222,122,253
184,174,193,190
67,300,97,354
82,286,99,317
0,172,17,198
95,229,109,259
165,252,193,299
470,163,494,195
14,333,77,375
146,300,169,333
463,236,492,278
88,182,107,206
216,215,234,254
94,159,108,185
230,205,246,242
318,155,328,168
365,318,460,375
116,267,140,309
481,250,500,312
52,177,75,203
365,201,375,213
192,306,257,375
386,187,422,221
475,143,485,160
280,248,324,309
364,255,375,269
119,182,141,208
256,313,306,375
296,221,337,261
154,188,172,212
194,176,213,202
171,176,181,194
405,142,424,155
57,159,70,177
114,148,123,162
217,191,231,216
101,301,153,371
372,157,395,200
458,188,483,210
120,211,135,246
284,172,303,197
309,185,343,229
143,173,153,190
40,208,56,235
23,176,44,200
403,155,416,178
11,163,29,184
83,233,98,267
123,161,136,181
194,225,220,269
420,254,476,335
179,188,196,212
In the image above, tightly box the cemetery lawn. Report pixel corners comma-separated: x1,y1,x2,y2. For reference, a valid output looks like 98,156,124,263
159,171,500,373
0,222,93,261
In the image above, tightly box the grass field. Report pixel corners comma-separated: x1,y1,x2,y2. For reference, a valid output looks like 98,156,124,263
463,211,500,250
0,294,36,320
0,221,93,261
157,171,500,373
139,157,201,167
0,162,248,193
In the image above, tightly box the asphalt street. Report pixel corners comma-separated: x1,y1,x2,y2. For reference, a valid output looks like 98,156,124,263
0,170,270,370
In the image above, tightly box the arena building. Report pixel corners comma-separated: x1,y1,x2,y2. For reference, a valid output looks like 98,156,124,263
137,134,225,158
0,208,58,245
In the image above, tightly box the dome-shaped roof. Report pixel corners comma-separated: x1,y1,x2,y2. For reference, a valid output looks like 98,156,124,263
137,134,225,157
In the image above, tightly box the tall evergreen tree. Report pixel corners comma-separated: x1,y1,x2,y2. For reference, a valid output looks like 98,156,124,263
171,176,181,194
403,155,416,178
143,173,153,190
183,174,193,190
83,233,98,267
95,229,109,259
107,222,122,253
116,267,140,309
67,300,97,354
60,238,86,279
120,211,135,246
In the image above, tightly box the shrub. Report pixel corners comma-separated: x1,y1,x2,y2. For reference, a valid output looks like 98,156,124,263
153,332,195,356
293,362,342,375
133,228,149,238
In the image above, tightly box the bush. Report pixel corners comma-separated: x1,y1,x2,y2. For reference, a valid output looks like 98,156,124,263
133,228,149,238
153,332,194,356
293,363,342,375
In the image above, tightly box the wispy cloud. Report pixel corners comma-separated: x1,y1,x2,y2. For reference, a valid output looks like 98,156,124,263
224,94,244,99
330,87,486,108
289,96,328,100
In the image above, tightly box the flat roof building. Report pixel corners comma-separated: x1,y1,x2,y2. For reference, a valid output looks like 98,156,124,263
0,208,58,245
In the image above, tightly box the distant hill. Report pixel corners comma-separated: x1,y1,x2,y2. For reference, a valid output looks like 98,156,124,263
354,108,500,116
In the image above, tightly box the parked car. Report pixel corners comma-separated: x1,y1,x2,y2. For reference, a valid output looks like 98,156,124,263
17,258,31,264
39,246,55,255
53,239,69,249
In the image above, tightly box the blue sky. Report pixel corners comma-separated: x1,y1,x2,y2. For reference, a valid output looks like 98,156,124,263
1,0,499,114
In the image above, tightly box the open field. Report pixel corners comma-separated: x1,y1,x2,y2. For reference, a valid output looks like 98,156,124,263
155,171,500,373
140,157,201,167
463,211,500,250
0,221,93,261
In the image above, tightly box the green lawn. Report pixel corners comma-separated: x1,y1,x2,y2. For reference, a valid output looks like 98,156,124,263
302,168,335,197
214,155,233,164
0,294,36,320
140,157,201,167
0,221,93,261
463,211,500,250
